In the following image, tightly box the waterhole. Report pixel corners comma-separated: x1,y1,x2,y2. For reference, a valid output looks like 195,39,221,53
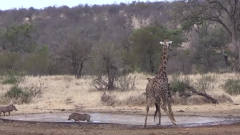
1,113,240,127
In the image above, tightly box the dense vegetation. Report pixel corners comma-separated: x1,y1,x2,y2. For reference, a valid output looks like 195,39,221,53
0,1,239,90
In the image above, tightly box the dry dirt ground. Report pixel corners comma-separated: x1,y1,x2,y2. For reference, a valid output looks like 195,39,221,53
1,120,240,135
1,106,240,135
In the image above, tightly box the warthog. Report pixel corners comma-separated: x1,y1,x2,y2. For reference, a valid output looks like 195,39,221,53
68,113,91,122
0,104,18,116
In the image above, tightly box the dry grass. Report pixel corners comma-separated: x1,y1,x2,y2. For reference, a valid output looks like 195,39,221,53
0,73,239,114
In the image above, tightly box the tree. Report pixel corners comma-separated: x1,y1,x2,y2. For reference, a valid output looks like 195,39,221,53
0,24,36,73
23,46,49,75
60,37,92,78
91,42,123,90
182,0,240,71
190,23,229,72
0,24,35,53
128,25,184,73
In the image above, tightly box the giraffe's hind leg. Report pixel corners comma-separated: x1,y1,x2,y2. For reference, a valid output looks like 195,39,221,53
144,105,149,128
157,103,161,126
167,101,176,125
154,103,158,121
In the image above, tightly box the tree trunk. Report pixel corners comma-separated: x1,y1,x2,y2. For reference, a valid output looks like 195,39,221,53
76,62,84,79
232,33,240,71
238,40,240,71
187,86,218,104
107,69,115,90
149,57,154,73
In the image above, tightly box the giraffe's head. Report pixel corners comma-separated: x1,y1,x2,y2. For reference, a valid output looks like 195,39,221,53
159,40,173,48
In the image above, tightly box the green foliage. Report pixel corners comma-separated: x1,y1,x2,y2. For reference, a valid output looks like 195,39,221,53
191,24,229,72
223,79,240,95
128,25,184,73
0,24,40,74
170,74,190,95
3,74,18,84
2,71,25,84
91,42,124,90
4,85,31,103
0,52,21,72
23,46,49,75
0,24,36,53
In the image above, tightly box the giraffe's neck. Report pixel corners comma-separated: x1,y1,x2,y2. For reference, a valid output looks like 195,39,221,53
156,46,168,79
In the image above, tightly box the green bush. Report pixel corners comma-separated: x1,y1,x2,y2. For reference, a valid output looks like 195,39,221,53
170,80,188,94
4,85,31,103
2,75,18,84
223,79,240,95
170,74,190,96
2,71,25,84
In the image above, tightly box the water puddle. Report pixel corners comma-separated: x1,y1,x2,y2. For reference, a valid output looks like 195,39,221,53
1,113,240,127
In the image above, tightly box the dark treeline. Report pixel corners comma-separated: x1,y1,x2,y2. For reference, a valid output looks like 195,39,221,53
0,1,238,78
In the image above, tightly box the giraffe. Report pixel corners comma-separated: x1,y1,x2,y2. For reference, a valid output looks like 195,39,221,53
144,40,176,127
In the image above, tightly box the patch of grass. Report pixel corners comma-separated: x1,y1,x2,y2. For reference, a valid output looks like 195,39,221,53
116,75,136,91
213,94,233,103
2,71,25,84
2,75,18,84
195,74,215,92
4,85,32,103
223,79,240,95
123,94,145,106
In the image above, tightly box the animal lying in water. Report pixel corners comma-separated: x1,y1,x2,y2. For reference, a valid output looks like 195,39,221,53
68,113,91,122
0,104,18,116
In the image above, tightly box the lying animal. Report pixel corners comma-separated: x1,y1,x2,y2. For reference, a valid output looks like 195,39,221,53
0,104,18,116
68,113,91,122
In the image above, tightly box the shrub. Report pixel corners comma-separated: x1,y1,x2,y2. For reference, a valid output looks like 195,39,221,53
93,74,136,91
3,80,44,104
223,79,240,95
2,71,25,84
116,75,136,91
2,75,18,84
170,74,190,96
4,85,31,103
170,80,187,94
195,74,215,93
100,92,117,106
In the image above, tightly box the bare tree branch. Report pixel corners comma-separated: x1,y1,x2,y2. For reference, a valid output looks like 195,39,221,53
207,0,231,17
206,16,232,36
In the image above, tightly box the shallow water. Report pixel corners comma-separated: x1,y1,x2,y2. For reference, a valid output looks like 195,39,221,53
2,113,240,127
